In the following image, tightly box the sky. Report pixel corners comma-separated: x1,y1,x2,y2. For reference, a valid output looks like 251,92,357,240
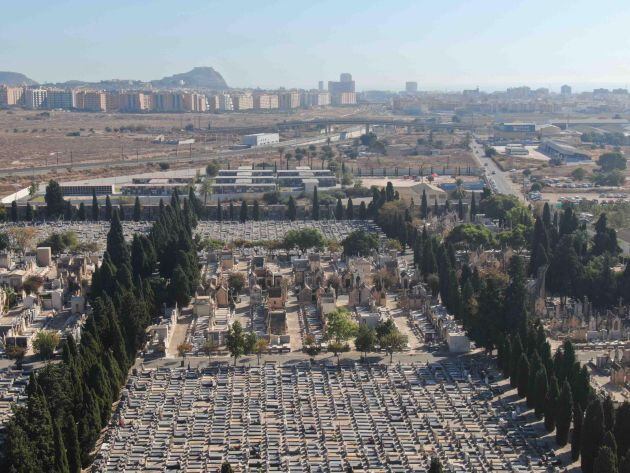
2,0,630,92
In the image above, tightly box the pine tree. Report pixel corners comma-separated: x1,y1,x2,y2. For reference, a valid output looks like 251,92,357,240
91,189,99,221
312,186,320,220
287,196,297,221
556,380,573,446
253,200,260,221
582,399,605,473
133,196,142,222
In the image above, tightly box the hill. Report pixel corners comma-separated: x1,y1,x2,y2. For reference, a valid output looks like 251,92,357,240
152,67,228,90
0,71,38,86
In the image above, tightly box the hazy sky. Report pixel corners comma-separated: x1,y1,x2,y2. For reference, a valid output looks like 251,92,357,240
2,0,630,91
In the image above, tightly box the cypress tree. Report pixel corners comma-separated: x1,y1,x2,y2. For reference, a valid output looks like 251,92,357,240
118,203,125,221
63,415,82,473
229,201,234,220
64,200,74,220
5,417,37,472
335,197,344,220
534,367,548,418
572,403,583,461
614,402,630,461
556,380,573,446
510,334,523,387
91,189,99,221
346,197,354,219
287,196,296,221
359,201,367,219
582,399,605,473
11,200,18,221
603,396,615,433
253,200,260,221
53,420,70,473
217,199,222,221
25,202,33,221
420,190,428,219
312,186,320,220
517,353,529,398
77,202,86,221
105,195,112,221
239,201,248,223
469,193,477,220
433,197,439,216
106,210,129,269
457,198,464,220
602,430,618,457
593,446,618,473
133,196,142,222
545,376,559,432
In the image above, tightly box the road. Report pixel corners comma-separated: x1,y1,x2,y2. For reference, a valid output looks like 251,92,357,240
471,139,525,201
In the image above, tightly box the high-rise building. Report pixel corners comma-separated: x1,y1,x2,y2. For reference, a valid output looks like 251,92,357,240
153,92,185,112
560,84,572,96
405,81,418,93
0,86,24,106
253,93,279,110
318,81,324,91
119,92,152,112
231,94,254,111
45,90,76,109
331,91,356,106
217,94,233,111
278,91,300,110
23,88,48,109
328,73,355,105
75,91,107,111
304,91,331,107
183,92,207,112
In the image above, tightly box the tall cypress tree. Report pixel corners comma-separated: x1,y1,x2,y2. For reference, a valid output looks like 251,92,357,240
359,201,367,220
217,199,222,221
593,446,618,473
545,376,559,432
25,202,34,221
533,367,548,418
335,197,344,220
287,196,296,221
11,200,18,221
582,399,605,473
239,201,248,223
63,415,82,473
346,197,354,219
556,380,573,446
469,193,477,220
312,186,320,220
420,190,428,219
229,201,234,220
253,200,260,221
77,202,86,221
105,195,112,221
133,196,142,222
91,189,99,221
572,403,583,461
53,420,70,473
107,210,129,269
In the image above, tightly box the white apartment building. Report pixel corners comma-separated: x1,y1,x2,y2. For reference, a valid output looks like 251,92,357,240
332,91,357,105
46,90,76,109
218,93,233,111
304,91,331,107
23,88,48,109
279,91,300,110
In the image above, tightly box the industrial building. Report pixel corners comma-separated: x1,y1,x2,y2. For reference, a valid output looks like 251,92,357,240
242,133,280,147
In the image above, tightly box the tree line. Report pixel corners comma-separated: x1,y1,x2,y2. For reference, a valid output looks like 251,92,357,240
3,189,201,471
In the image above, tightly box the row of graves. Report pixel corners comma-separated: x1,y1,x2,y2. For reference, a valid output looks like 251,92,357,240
94,360,554,472
195,220,382,244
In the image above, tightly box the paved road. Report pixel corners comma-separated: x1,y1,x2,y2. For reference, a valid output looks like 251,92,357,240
471,139,525,201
